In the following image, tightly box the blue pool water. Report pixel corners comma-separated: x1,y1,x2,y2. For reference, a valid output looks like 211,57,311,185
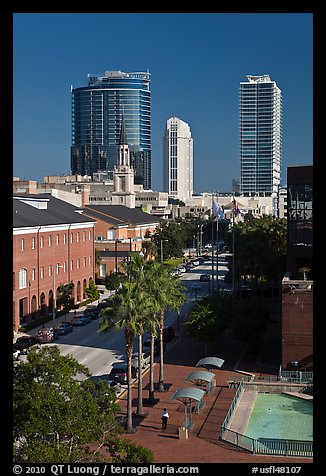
245,393,313,441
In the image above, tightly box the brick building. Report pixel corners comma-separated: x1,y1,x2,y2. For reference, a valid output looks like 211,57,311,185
281,165,313,370
13,194,96,333
80,204,160,276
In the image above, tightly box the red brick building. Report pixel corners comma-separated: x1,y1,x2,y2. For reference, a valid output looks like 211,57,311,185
281,165,313,370
80,204,160,275
13,194,96,333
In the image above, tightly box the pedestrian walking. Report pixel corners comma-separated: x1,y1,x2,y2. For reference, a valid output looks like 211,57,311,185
161,408,169,431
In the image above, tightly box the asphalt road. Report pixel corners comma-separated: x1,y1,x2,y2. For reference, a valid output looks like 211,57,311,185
16,253,232,388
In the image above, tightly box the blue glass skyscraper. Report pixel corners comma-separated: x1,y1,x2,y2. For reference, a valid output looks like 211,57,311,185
239,75,282,199
71,70,151,189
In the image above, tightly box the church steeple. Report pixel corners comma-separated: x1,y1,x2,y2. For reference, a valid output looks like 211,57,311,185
119,112,128,145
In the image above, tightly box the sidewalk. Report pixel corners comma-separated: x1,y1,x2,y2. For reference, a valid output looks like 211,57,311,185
112,319,312,464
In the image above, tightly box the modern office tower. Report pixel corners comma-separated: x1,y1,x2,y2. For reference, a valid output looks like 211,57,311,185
71,70,151,189
239,75,282,205
163,117,193,200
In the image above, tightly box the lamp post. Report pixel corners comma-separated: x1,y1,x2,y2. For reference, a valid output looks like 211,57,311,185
53,264,64,323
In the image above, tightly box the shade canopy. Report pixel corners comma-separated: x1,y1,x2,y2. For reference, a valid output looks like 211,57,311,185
185,370,215,384
196,357,225,371
171,387,205,405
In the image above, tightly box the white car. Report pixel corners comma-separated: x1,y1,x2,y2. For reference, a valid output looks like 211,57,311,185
13,348,20,360
131,351,151,369
178,266,186,273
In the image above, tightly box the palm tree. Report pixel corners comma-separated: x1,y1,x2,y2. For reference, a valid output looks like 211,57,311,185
146,263,185,392
99,279,146,433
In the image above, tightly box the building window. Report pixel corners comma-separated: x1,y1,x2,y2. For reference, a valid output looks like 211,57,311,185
19,268,27,289
77,232,80,242
32,268,36,281
88,230,92,240
84,257,87,267
56,234,60,245
49,265,52,277
70,260,73,270
63,234,66,244
70,232,73,243
31,237,35,249
40,266,44,279
77,258,80,269
63,261,67,272
40,236,44,248
21,238,24,251
83,231,86,241
89,256,92,266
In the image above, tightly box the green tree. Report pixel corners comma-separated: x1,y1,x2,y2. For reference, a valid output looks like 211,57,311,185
13,346,120,463
56,282,75,320
152,220,186,261
232,297,269,342
99,254,153,432
184,295,232,353
84,278,101,303
148,263,185,392
104,271,126,291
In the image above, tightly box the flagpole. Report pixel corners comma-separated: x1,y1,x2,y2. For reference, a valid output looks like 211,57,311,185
211,190,214,294
232,196,236,301
216,195,219,294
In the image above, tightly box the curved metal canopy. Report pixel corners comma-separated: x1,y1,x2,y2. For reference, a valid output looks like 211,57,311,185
171,387,205,404
196,357,225,370
185,370,215,383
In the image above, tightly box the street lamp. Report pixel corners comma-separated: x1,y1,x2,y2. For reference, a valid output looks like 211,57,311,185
53,264,64,323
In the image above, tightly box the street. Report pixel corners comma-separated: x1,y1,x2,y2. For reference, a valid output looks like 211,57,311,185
16,253,231,386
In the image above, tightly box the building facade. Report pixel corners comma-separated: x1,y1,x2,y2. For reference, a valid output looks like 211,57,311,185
13,195,96,333
239,75,282,211
71,70,151,189
163,117,193,201
281,164,313,371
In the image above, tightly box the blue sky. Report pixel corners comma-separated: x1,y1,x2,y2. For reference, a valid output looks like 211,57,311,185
13,13,313,194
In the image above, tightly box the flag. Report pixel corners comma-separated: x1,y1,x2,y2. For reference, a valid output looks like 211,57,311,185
232,199,240,216
212,198,225,220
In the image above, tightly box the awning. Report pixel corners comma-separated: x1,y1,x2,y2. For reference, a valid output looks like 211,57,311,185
196,357,225,371
171,387,206,405
185,370,215,384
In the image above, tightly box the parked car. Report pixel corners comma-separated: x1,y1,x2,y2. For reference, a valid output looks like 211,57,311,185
13,335,39,353
143,337,166,356
56,322,73,335
200,274,211,282
178,266,186,273
97,300,111,310
163,325,175,342
71,315,91,326
84,304,100,319
13,348,21,360
184,263,193,271
87,375,122,395
191,259,200,266
131,351,151,369
35,328,57,343
108,362,138,384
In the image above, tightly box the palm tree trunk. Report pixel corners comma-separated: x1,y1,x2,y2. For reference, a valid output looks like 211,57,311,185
125,326,134,433
136,333,144,415
158,307,165,392
148,333,156,403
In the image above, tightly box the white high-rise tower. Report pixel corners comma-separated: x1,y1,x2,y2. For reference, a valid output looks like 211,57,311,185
239,75,282,200
163,117,193,200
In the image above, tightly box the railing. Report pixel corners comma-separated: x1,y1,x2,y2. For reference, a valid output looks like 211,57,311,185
220,381,245,438
220,428,313,458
